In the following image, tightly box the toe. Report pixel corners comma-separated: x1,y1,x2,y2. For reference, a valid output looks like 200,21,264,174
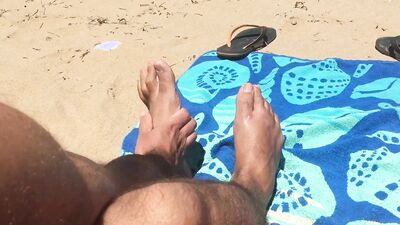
181,118,197,137
184,132,197,150
264,101,273,114
253,85,265,110
274,113,280,123
139,69,149,96
145,62,158,92
153,60,176,92
137,80,146,103
236,83,254,119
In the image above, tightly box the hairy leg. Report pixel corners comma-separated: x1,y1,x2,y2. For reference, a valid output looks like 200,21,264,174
99,181,263,225
0,103,117,225
99,84,283,225
0,60,199,224
0,101,197,225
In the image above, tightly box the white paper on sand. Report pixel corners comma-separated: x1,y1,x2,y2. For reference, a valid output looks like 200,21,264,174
94,41,121,51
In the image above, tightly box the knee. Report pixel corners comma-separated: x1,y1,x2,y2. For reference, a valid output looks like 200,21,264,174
99,182,207,225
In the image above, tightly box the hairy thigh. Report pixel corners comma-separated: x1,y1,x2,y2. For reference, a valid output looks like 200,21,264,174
99,181,208,225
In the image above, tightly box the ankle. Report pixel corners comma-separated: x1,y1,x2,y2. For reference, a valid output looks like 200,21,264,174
233,168,275,202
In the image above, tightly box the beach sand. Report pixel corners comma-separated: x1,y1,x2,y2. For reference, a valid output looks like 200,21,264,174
0,0,398,163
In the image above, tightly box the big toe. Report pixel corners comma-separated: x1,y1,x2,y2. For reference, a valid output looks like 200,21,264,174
153,60,176,92
236,83,254,119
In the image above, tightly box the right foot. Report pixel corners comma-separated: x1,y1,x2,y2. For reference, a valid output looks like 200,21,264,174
136,60,195,176
137,60,181,128
232,83,283,206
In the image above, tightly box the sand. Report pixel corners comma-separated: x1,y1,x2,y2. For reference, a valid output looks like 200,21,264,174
0,0,398,163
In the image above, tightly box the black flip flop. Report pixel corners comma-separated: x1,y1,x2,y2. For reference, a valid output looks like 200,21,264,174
217,24,277,60
375,35,400,61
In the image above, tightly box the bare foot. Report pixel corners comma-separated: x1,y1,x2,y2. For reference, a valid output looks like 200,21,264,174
136,60,194,175
136,109,197,167
232,83,283,208
137,60,180,128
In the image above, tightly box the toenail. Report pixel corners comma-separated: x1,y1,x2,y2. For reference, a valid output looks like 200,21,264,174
243,83,253,93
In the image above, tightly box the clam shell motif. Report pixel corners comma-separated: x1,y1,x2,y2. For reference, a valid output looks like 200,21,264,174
281,59,351,105
267,151,336,225
347,147,400,218
281,107,378,150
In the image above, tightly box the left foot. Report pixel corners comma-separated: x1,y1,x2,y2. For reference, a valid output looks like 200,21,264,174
137,60,181,128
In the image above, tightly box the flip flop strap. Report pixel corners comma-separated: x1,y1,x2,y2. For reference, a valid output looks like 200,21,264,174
227,24,266,49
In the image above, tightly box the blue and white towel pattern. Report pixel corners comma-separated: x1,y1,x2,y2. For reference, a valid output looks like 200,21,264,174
122,51,400,224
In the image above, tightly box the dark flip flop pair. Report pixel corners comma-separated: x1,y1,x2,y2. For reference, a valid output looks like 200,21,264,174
217,24,276,60
375,35,400,61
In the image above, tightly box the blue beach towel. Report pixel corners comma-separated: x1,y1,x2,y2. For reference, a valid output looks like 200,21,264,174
122,51,400,224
